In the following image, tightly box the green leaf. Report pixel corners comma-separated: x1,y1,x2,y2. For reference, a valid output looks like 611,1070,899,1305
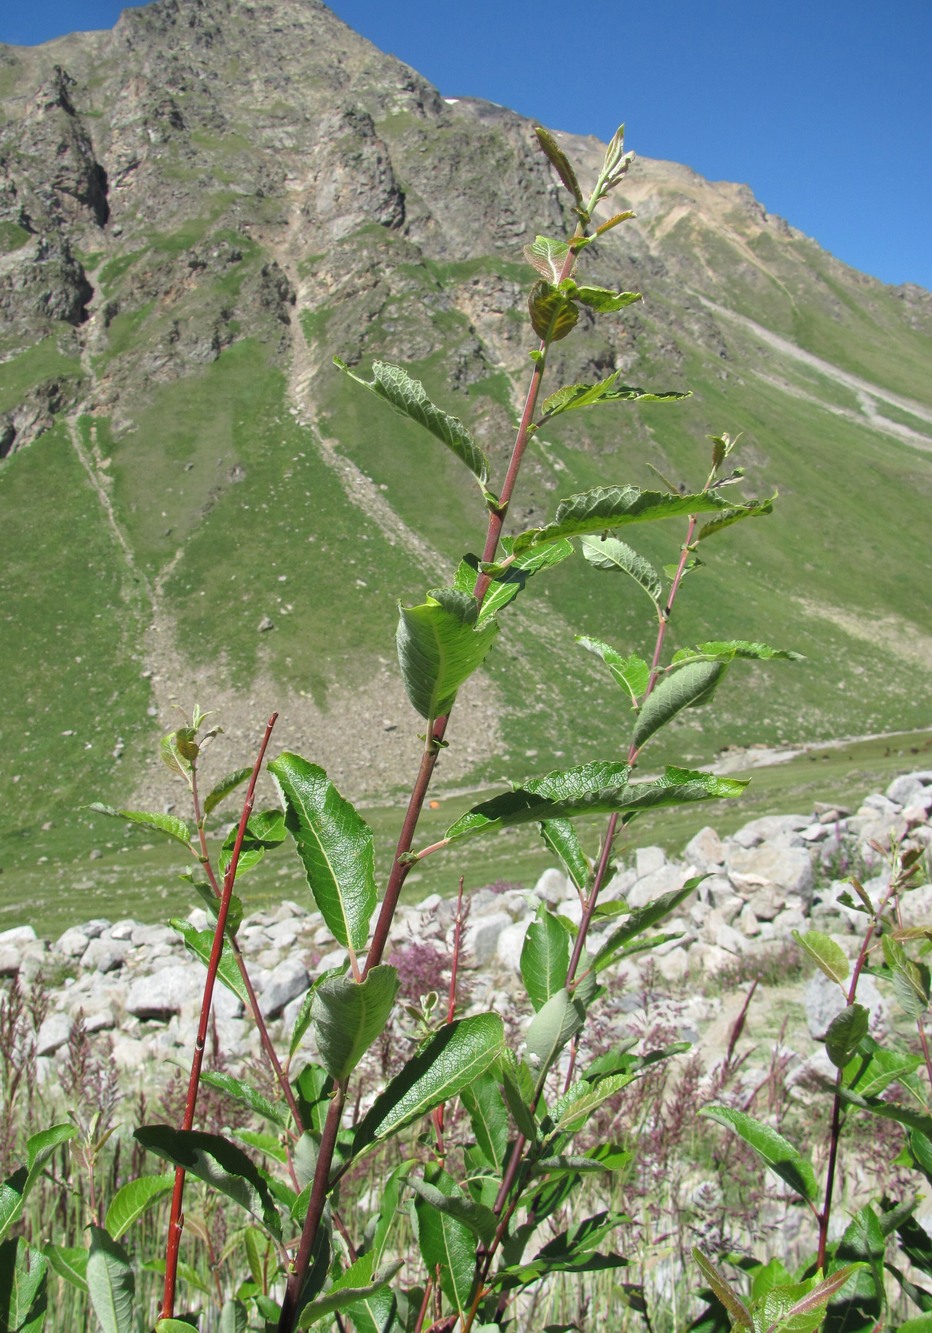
311,966,400,1080
592,880,703,973
134,1126,282,1239
700,1107,818,1203
105,1174,175,1241
0,1124,77,1245
42,1243,88,1293
268,753,376,953
157,1320,203,1331
499,1050,539,1141
576,637,650,708
203,767,252,818
396,587,498,723
443,765,745,847
541,372,684,420
538,819,590,892
521,909,571,1012
566,283,641,313
296,1254,403,1328
87,1227,134,1333
524,233,574,283
524,988,585,1081
580,534,663,604
671,640,803,666
792,930,849,986
413,1169,475,1314
850,1037,922,1097
697,498,775,542
0,1239,47,1331
459,1073,509,1171
836,1088,932,1139
593,208,636,237
550,1072,637,1134
883,934,930,1018
218,808,287,880
528,281,579,342
534,129,583,205
633,661,726,749
825,1004,870,1068
199,1072,289,1130
169,920,249,1007
692,1248,752,1328
354,1014,504,1155
85,803,192,848
334,357,490,489
408,1176,497,1245
512,486,772,555
219,1300,248,1333
473,539,573,626
762,1265,864,1331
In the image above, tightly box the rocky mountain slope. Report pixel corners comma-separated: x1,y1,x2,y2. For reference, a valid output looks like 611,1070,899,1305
1,0,930,849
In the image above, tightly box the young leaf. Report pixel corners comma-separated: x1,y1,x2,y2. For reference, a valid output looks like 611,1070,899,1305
632,661,726,750
85,804,192,849
134,1126,282,1239
593,209,636,237
354,1014,504,1155
512,486,772,554
700,1106,818,1203
765,1264,865,1330
396,587,498,723
580,534,663,605
534,128,583,205
311,965,400,1080
528,281,579,342
87,1227,135,1333
791,929,850,986
538,818,590,892
692,1248,752,1328
104,1174,175,1241
577,637,650,708
334,358,490,489
521,908,572,1012
825,1003,870,1068
203,767,252,818
524,234,573,284
268,753,376,952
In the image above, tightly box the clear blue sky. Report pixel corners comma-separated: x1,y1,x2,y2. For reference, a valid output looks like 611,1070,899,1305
3,1,930,292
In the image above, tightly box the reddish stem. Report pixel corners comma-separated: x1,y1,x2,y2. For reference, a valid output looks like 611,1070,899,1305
161,713,278,1320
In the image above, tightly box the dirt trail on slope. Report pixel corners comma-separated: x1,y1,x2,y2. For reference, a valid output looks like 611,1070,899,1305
700,298,932,452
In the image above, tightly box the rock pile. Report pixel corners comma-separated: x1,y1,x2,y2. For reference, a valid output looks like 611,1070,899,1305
1,771,930,1088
